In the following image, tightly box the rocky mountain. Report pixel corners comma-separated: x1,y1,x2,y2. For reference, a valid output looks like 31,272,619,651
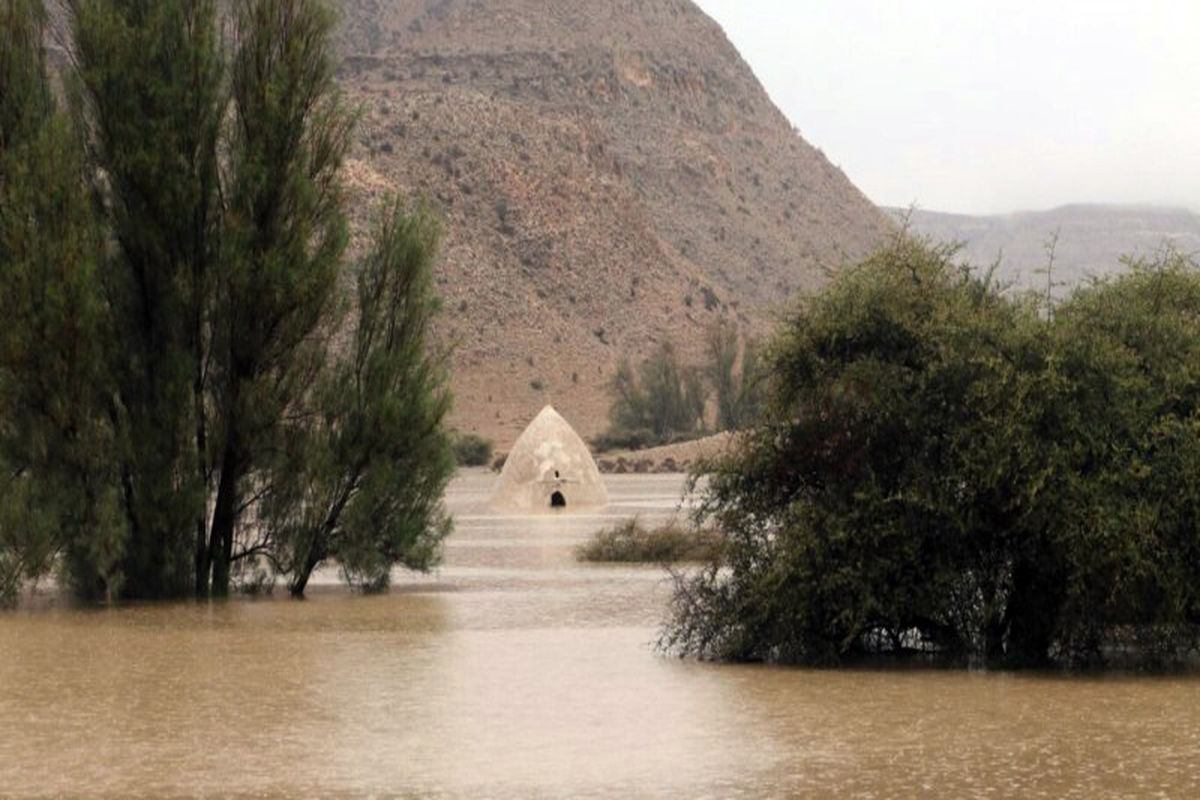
333,0,892,444
42,0,892,445
889,205,1200,297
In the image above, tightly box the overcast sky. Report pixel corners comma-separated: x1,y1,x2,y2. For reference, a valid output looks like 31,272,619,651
692,0,1200,215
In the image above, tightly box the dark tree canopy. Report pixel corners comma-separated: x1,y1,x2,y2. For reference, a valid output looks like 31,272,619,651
1,0,122,604
0,0,455,603
664,236,1200,669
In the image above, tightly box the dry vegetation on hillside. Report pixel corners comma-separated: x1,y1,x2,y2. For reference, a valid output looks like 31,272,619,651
332,0,891,444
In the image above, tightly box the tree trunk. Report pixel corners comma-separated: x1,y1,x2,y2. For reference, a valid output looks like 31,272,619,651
983,618,1007,665
194,518,209,598
208,435,242,598
289,551,323,598
193,334,210,597
1004,560,1058,667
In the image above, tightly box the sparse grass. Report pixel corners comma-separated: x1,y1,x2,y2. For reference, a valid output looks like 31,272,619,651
577,518,723,564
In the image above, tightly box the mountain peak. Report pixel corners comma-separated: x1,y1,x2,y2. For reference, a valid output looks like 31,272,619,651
342,0,893,442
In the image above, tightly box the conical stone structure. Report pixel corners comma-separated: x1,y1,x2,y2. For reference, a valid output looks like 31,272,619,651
490,405,608,511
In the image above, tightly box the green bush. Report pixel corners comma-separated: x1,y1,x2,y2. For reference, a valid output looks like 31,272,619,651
453,432,494,467
662,237,1200,670
577,518,723,563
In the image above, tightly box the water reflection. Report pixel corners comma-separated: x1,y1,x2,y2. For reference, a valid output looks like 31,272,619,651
1,472,1199,798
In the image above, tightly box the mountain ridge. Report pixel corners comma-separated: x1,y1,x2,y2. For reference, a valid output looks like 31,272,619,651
333,0,892,444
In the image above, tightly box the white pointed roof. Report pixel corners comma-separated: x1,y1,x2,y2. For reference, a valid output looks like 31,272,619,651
489,405,608,511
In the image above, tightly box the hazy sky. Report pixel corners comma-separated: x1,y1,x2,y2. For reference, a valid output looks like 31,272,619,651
693,0,1200,215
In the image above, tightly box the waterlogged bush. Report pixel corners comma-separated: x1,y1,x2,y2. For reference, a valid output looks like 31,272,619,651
578,518,723,563
662,237,1200,669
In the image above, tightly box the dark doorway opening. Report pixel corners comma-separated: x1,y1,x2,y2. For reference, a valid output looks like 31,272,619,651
550,491,567,508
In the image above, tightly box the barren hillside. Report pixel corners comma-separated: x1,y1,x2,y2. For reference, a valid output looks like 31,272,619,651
334,0,891,444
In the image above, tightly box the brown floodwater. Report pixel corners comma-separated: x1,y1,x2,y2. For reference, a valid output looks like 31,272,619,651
2,471,1199,798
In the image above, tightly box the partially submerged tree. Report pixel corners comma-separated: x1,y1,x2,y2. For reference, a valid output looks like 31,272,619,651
71,0,226,598
1043,253,1200,665
205,0,353,596
0,0,455,602
265,201,454,597
0,0,123,603
665,236,1200,669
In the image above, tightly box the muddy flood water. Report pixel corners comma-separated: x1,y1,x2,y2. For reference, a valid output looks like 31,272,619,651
2,471,1199,798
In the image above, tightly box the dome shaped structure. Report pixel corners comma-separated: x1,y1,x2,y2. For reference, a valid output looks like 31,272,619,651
490,405,608,511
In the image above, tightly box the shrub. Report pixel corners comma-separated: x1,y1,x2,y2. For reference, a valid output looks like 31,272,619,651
577,518,723,563
589,428,656,453
452,432,494,467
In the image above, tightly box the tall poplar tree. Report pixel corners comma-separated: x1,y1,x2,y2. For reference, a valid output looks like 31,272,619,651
71,0,225,598
0,0,123,603
205,0,353,596
264,200,454,597
43,0,456,600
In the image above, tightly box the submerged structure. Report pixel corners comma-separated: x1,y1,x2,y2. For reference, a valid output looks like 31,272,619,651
490,405,608,511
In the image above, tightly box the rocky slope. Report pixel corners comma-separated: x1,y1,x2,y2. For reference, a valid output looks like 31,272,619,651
333,0,892,444
42,0,892,446
890,205,1200,296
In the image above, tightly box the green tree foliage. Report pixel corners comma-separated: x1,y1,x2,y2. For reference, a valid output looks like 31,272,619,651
0,0,50,149
664,236,1200,669
0,0,455,602
606,341,706,446
71,0,226,598
205,0,352,596
705,320,763,431
1042,254,1200,664
0,0,124,603
263,202,453,597
602,322,761,452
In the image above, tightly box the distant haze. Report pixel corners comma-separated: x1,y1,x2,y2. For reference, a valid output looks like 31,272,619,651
888,204,1200,294
694,1,1200,215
